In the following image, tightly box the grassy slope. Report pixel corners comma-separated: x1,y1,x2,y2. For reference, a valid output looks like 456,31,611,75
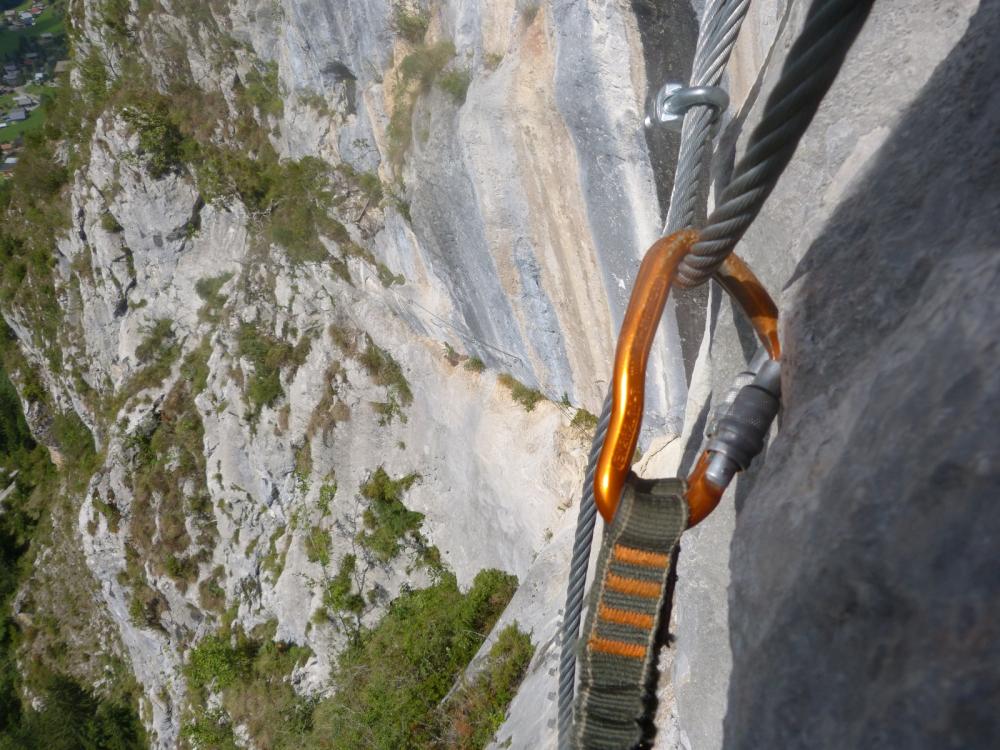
0,364,146,749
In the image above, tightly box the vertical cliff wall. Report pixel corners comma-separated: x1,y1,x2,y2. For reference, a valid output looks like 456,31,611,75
1,0,995,747
3,0,690,746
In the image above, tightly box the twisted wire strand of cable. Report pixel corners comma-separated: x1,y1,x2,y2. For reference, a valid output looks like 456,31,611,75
556,3,753,747
557,392,611,748
664,0,751,235
676,0,875,287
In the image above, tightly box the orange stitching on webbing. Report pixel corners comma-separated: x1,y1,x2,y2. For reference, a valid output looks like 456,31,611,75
613,544,670,569
605,572,661,599
588,636,647,660
598,603,654,630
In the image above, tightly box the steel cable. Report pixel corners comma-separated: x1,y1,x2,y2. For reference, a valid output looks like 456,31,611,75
676,0,875,287
556,0,875,742
559,0,873,744
556,2,753,746
556,392,610,748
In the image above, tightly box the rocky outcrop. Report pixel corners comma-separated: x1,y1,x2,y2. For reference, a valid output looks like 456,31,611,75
7,0,690,745
5,0,996,747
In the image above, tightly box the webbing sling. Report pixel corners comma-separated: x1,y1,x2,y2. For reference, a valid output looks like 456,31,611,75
574,476,688,749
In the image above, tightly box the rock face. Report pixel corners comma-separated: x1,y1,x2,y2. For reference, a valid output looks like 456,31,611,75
641,0,998,749
719,1,1000,747
7,0,690,746
4,0,997,748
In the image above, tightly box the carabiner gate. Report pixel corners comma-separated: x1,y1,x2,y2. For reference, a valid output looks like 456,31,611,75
594,230,781,527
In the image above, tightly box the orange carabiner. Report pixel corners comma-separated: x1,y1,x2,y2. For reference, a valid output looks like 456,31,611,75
594,230,780,527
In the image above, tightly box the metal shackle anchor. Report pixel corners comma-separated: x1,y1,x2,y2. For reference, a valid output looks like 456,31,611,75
593,230,780,528
644,82,730,131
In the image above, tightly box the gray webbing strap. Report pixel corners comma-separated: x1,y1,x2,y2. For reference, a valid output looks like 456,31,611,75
573,476,688,749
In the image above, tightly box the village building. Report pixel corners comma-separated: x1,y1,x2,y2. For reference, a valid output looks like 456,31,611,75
7,109,27,123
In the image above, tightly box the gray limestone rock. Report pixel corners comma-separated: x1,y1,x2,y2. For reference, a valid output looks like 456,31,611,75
4,0,996,748
721,2,1000,747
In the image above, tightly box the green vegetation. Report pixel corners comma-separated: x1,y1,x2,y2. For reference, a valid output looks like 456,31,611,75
181,709,238,750
185,634,252,692
484,51,504,71
100,211,122,232
571,408,598,431
388,40,459,168
386,98,415,168
464,355,485,373
498,373,545,411
359,336,411,400
121,100,186,177
99,0,132,45
180,336,212,395
135,318,174,363
125,377,215,593
359,335,413,424
439,623,536,748
293,440,312,490
337,163,383,205
196,146,342,264
0,136,71,367
392,5,429,44
104,318,182,418
304,526,331,566
263,157,337,263
440,68,471,104
241,61,283,118
320,552,365,632
311,568,519,748
317,478,336,515
399,40,456,89
236,324,311,419
0,673,146,750
443,341,461,366
50,408,98,474
198,566,227,613
0,363,145,748
183,624,313,750
261,525,289,581
195,272,232,323
357,467,421,562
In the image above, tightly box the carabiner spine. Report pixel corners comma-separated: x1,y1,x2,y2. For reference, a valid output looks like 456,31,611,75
594,230,699,523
